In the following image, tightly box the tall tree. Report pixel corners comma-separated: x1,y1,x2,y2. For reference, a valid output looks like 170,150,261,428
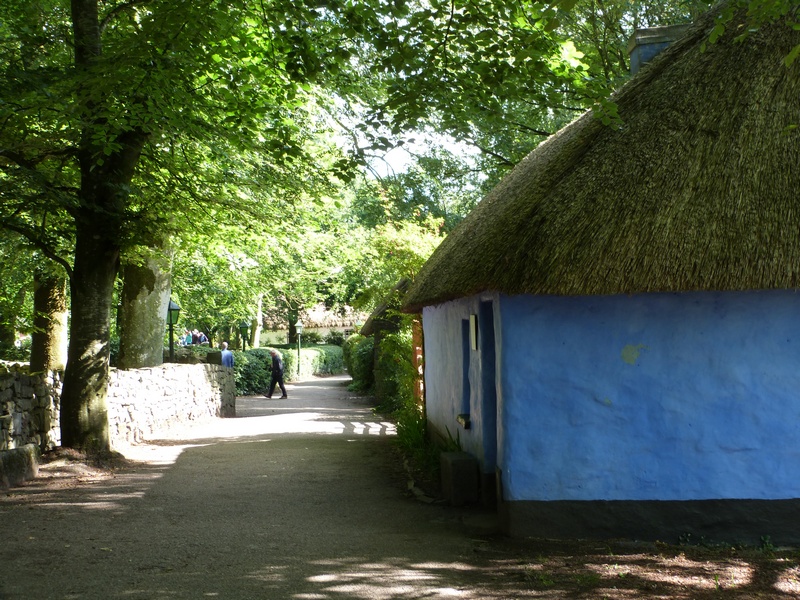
0,0,342,450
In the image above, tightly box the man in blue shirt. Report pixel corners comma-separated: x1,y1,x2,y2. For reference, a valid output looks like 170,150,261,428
220,342,234,368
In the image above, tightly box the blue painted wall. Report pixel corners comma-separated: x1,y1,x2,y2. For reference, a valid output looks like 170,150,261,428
423,290,800,503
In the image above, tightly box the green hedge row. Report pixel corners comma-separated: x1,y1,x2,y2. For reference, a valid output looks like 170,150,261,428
342,334,374,393
232,345,344,396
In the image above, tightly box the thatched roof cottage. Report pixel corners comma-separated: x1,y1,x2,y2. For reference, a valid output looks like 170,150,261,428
403,3,800,542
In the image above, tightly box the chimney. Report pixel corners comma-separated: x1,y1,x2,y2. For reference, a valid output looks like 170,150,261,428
627,24,691,74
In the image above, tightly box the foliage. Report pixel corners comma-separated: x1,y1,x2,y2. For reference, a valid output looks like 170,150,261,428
343,334,374,392
0,337,31,362
323,330,346,346
109,337,120,367
233,345,343,395
333,0,599,178
374,325,417,413
0,0,359,448
0,235,36,344
556,0,709,84
367,319,441,484
338,213,445,312
234,348,272,396
251,194,365,338
301,330,324,345
356,146,484,233
394,400,441,482
300,345,345,377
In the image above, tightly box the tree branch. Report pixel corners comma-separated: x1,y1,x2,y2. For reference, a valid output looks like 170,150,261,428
0,218,73,280
99,0,153,33
0,147,78,169
463,140,514,167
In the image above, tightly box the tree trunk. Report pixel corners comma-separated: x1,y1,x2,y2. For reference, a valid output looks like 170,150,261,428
59,0,148,451
251,294,263,349
117,249,173,369
60,228,119,451
30,270,68,372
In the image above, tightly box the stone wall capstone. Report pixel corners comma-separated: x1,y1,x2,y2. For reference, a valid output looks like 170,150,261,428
0,362,235,452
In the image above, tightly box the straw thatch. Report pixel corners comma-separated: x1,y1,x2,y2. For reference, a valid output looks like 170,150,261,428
403,2,800,313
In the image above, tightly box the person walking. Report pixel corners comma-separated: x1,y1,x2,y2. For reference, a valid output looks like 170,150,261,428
267,349,287,399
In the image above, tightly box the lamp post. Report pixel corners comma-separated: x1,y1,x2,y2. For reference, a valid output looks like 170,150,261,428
167,300,181,362
239,321,249,351
295,319,303,377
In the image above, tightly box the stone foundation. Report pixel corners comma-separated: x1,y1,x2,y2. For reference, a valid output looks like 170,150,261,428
499,497,800,546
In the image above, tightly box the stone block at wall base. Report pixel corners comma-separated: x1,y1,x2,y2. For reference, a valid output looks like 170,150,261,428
0,444,39,488
440,451,479,506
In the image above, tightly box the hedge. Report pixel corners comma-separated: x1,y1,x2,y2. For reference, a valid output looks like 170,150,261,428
233,344,344,396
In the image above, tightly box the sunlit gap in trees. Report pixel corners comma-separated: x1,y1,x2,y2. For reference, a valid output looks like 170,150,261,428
327,93,482,181
370,133,482,179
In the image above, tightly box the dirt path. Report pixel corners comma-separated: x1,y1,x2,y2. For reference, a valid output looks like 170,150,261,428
2,375,799,599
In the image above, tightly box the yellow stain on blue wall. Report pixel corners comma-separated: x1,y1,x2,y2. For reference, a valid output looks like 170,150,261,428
621,344,647,365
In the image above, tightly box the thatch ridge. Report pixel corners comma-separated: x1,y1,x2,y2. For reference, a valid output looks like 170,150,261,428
403,2,800,313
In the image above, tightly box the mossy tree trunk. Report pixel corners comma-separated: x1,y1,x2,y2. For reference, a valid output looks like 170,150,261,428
30,270,68,372
117,249,173,369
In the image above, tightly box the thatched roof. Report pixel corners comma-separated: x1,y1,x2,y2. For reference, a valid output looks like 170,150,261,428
403,3,800,313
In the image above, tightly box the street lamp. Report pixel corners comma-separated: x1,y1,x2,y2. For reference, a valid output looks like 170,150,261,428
239,321,249,351
167,300,181,362
295,319,303,377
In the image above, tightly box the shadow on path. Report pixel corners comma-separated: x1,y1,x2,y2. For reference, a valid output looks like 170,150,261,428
2,375,799,599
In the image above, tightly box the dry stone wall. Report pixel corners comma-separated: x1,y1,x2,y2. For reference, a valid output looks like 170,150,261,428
0,364,61,451
0,362,235,452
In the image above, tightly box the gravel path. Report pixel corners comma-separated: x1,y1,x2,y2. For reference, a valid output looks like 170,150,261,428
4,375,798,599
0,375,502,600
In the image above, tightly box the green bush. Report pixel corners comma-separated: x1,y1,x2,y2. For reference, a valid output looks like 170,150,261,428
109,337,120,366
294,344,345,379
374,327,416,413
344,334,374,392
301,330,324,344
305,344,344,375
376,322,442,489
234,348,272,395
0,339,31,362
342,333,360,372
323,330,345,346
233,345,344,395
395,401,439,478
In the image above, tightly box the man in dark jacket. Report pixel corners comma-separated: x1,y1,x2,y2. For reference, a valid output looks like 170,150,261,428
267,349,288,399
